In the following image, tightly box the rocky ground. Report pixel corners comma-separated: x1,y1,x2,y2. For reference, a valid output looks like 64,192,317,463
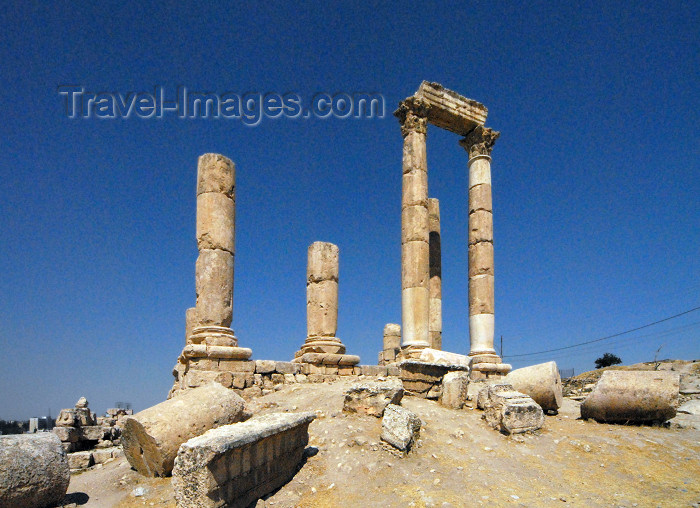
64,372,700,508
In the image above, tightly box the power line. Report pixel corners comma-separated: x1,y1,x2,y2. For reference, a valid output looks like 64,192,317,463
503,306,700,359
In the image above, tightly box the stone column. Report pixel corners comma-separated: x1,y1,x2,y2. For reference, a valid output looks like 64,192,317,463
459,127,510,376
395,99,431,357
183,154,251,360
294,242,359,366
428,198,442,350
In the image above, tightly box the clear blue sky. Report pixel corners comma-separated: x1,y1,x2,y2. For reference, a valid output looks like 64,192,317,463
1,2,698,420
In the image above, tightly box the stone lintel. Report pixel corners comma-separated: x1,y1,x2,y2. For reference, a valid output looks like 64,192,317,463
412,81,488,135
294,352,360,366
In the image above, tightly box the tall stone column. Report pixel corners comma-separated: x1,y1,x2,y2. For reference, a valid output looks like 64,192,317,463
428,198,442,350
395,99,431,357
459,127,510,376
294,242,359,366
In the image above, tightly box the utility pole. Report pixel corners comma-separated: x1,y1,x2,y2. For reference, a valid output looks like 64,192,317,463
500,335,503,358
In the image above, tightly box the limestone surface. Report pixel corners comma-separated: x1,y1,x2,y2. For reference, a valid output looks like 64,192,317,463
580,370,679,423
122,383,248,477
505,361,563,412
381,404,421,452
0,433,70,508
343,378,404,417
440,371,469,409
172,412,315,508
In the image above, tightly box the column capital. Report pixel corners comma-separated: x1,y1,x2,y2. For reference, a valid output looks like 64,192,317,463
394,98,429,137
459,126,500,159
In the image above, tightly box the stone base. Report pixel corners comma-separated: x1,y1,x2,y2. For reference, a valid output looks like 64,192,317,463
469,352,511,379
378,347,401,365
294,336,346,357
398,359,469,400
396,344,429,361
293,352,360,366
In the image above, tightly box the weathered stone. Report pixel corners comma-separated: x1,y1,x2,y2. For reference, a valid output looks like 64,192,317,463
680,374,700,394
476,383,513,409
419,348,471,369
401,240,429,289
196,192,235,253
468,275,495,315
383,323,401,351
401,286,430,346
677,400,700,415
412,81,487,134
122,384,248,477
295,373,308,383
481,388,544,434
275,361,297,374
387,365,400,377
241,386,262,399
217,359,255,372
381,404,421,452
306,280,339,337
197,153,235,198
194,248,233,327
52,426,79,443
581,371,680,423
469,183,493,213
0,433,69,507
283,373,296,384
468,210,493,245
440,371,469,409
468,242,494,277
67,450,94,470
55,409,77,427
75,396,88,408
172,412,315,508
270,373,284,385
401,170,428,208
504,361,563,412
79,426,105,441
255,360,276,374
307,241,339,283
92,448,117,465
401,205,429,243
361,365,388,377
343,378,404,417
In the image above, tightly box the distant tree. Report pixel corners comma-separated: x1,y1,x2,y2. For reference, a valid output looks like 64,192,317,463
595,353,622,369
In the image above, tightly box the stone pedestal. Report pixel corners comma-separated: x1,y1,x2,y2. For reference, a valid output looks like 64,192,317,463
460,127,510,378
172,154,252,396
395,99,431,358
428,198,442,350
294,242,359,366
378,323,401,365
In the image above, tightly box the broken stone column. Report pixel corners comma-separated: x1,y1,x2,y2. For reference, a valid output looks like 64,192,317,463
395,99,431,358
428,198,442,350
581,370,679,423
173,155,252,395
504,361,563,413
0,433,70,508
122,383,249,477
293,242,359,366
379,323,401,365
459,127,511,378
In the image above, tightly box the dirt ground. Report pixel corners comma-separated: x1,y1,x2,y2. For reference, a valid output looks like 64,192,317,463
65,378,700,508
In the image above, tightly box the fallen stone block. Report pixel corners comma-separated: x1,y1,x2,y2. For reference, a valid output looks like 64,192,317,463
343,378,404,417
440,371,469,409
79,425,105,441
680,374,700,394
172,412,315,508
0,433,69,508
580,371,680,423
483,390,544,434
67,450,94,470
399,359,469,398
92,447,116,465
476,383,513,409
677,399,700,415
504,361,563,412
122,383,249,477
52,426,79,443
419,348,471,368
381,404,421,452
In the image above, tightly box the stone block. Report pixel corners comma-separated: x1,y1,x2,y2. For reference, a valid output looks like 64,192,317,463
381,404,421,453
0,433,69,507
283,374,296,384
440,371,469,409
232,373,252,389
468,241,494,277
307,242,339,283
580,371,680,423
469,183,492,213
196,192,235,253
306,281,339,337
253,374,263,386
308,374,325,383
504,361,562,412
323,366,339,375
401,205,429,243
218,359,255,373
255,360,276,374
92,448,116,464
419,349,471,369
383,323,401,350
468,210,493,245
195,249,233,327
295,373,308,383
197,153,235,198
482,390,544,434
79,426,105,441
68,450,93,470
361,365,388,377
468,275,494,315
55,409,76,427
275,361,297,374
122,383,248,477
427,385,442,400
172,412,315,508
53,426,79,443
401,240,429,289
680,374,700,394
270,373,285,385
387,365,400,377
343,378,404,417
338,366,355,376
476,383,513,409
241,386,262,400
401,170,428,208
